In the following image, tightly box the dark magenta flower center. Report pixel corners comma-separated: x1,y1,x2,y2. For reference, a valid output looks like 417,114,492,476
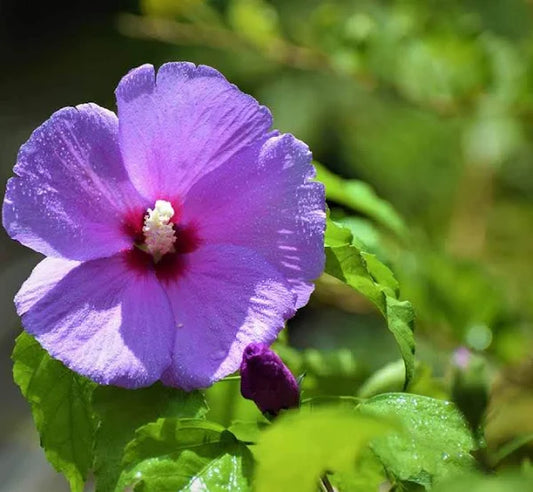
122,198,200,281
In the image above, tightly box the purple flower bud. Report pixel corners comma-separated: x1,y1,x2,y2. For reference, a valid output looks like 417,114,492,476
240,343,300,416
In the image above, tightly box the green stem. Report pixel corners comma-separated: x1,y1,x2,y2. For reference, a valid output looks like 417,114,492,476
491,433,533,467
301,395,364,406
221,381,239,426
220,375,241,382
321,474,335,492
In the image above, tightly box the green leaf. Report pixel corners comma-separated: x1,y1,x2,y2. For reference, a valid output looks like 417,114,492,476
315,162,407,239
432,470,533,492
491,432,533,466
301,395,363,410
330,448,388,492
361,251,399,297
325,238,385,308
359,393,477,488
358,360,447,400
204,377,259,426
117,418,253,492
358,360,412,398
228,419,268,443
384,296,416,390
324,215,354,247
93,384,208,492
335,216,384,256
254,406,393,492
12,332,96,492
325,219,415,389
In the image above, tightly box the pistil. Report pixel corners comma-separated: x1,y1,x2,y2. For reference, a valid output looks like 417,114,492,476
142,200,177,262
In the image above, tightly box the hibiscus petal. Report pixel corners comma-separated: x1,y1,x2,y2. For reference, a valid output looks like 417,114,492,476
15,255,175,388
3,104,146,260
182,134,326,308
160,244,296,390
115,62,273,200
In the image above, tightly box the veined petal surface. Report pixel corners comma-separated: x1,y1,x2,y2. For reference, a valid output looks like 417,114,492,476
15,255,175,388
160,244,296,390
115,62,273,200
3,104,146,260
182,134,326,308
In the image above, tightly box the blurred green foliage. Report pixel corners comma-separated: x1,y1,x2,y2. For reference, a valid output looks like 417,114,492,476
121,0,533,469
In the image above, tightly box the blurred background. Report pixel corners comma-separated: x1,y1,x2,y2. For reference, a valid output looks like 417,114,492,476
0,0,532,489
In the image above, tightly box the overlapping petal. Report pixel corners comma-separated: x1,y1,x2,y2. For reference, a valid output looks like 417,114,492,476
3,104,147,261
160,244,296,390
115,62,273,200
182,134,326,307
15,255,175,388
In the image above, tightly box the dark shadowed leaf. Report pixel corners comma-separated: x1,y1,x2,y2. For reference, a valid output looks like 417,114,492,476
92,384,207,492
12,332,96,492
117,418,253,492
315,162,407,239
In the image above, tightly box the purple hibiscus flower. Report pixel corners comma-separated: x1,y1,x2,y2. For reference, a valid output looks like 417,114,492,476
2,63,325,390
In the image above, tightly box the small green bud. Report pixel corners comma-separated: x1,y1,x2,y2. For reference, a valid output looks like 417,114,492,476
451,347,490,439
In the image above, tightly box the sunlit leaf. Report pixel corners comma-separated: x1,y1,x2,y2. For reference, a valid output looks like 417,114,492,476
254,406,393,492
330,449,388,492
325,219,415,389
360,393,476,488
432,470,533,492
228,419,268,443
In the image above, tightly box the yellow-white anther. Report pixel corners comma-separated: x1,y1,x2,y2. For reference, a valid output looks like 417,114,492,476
143,200,176,261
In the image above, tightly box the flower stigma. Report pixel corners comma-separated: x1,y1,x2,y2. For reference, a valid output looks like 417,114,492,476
142,200,177,262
